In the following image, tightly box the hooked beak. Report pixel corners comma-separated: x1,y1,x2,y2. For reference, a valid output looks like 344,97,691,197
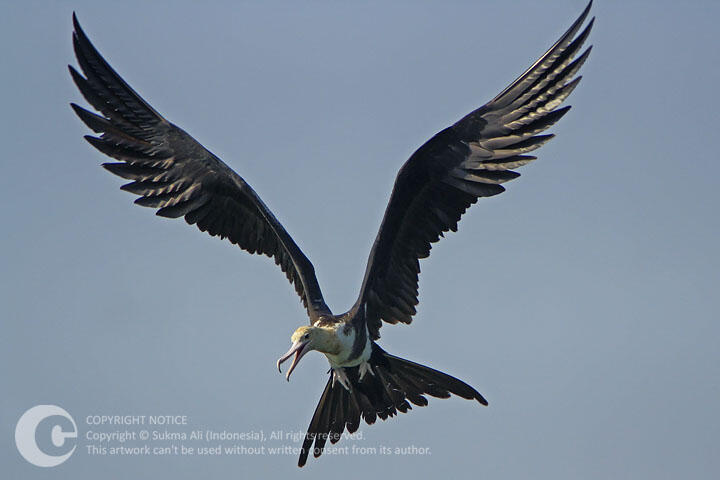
276,340,310,381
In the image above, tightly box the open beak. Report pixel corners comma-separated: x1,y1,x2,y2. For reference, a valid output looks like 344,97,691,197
276,340,310,381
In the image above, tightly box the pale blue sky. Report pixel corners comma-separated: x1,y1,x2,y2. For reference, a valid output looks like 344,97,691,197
2,1,719,479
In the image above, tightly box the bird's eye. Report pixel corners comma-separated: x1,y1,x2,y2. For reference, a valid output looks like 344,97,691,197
304,333,310,340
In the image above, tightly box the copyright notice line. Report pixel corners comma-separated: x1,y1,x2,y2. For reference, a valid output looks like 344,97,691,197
15,405,430,467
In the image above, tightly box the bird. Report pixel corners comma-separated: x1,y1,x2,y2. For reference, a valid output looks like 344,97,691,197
69,1,593,467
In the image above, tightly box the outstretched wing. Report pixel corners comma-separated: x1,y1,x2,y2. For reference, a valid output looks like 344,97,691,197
354,2,594,339
69,14,330,320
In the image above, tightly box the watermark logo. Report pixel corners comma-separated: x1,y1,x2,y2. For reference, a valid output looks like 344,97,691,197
15,405,77,467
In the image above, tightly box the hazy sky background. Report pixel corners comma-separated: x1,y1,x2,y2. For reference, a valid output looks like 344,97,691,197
2,1,719,478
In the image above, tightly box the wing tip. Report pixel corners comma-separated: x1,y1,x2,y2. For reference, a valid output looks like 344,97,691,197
70,102,92,120
67,64,83,81
580,0,593,23
82,134,100,145
72,103,106,133
72,11,85,39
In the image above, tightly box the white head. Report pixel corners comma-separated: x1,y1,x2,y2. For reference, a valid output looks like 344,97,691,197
276,326,341,380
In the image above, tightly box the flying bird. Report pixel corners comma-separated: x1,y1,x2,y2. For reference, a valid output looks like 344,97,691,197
69,1,593,467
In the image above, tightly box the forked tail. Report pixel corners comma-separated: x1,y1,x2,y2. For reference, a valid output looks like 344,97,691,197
298,343,486,467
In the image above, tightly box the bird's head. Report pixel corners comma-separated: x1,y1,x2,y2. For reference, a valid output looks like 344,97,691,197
276,325,339,381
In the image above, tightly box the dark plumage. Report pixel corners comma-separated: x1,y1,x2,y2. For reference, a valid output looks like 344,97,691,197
70,1,593,467
299,344,487,467
355,4,593,339
69,15,329,320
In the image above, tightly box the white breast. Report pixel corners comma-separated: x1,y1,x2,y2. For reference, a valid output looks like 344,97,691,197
324,326,371,368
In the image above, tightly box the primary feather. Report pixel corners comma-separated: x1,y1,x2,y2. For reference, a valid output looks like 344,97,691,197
69,14,330,321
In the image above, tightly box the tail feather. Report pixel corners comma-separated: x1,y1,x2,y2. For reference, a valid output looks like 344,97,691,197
297,343,486,467
345,394,361,434
389,353,486,402
328,393,347,444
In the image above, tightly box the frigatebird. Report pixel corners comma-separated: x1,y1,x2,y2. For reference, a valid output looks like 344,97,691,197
69,1,593,467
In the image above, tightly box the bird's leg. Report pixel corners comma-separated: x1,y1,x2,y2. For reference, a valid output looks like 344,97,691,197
358,360,374,381
332,368,352,391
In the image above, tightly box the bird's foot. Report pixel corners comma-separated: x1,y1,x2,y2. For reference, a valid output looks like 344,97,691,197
332,368,352,391
358,360,374,381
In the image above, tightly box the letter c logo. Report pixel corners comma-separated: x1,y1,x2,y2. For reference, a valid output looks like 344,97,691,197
15,405,77,467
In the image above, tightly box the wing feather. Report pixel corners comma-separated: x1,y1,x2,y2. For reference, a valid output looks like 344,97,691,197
354,2,593,339
70,14,329,319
